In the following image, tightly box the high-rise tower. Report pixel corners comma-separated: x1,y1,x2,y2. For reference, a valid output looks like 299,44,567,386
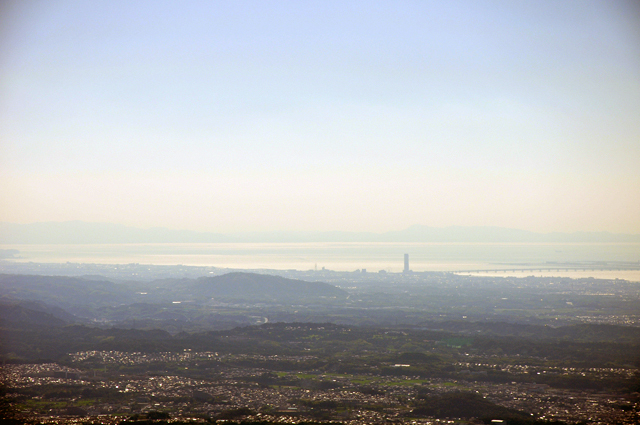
404,253,409,273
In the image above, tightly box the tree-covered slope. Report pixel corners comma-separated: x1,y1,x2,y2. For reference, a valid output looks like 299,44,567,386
191,272,347,302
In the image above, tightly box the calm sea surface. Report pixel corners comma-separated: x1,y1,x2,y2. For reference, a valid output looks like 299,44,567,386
2,242,640,281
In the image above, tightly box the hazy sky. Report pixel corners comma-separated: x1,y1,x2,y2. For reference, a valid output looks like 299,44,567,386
1,1,639,234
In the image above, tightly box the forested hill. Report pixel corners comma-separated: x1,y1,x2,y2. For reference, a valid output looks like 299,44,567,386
0,272,348,312
0,274,132,311
191,272,348,302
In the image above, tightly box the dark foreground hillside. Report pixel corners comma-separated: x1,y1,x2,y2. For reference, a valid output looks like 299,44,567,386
2,318,638,424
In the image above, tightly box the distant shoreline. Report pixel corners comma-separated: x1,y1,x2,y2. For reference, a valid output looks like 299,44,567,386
1,241,639,282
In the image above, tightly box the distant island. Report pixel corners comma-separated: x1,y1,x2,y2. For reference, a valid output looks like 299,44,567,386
1,221,639,244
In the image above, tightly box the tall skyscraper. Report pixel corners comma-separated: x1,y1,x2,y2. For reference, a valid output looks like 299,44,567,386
404,253,409,273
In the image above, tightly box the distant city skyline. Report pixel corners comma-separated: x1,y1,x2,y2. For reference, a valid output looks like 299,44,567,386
1,1,639,234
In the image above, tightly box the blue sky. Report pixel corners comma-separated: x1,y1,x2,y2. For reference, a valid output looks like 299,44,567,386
1,1,639,233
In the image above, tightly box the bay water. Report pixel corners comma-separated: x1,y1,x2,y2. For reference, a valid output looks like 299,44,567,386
2,242,639,281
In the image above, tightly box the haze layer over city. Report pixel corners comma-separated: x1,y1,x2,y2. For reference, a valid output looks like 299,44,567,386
1,1,640,425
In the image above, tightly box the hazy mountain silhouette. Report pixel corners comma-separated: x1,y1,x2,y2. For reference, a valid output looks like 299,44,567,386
0,221,227,244
1,221,639,243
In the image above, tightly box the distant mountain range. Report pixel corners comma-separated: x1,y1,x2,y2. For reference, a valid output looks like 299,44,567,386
1,221,639,244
